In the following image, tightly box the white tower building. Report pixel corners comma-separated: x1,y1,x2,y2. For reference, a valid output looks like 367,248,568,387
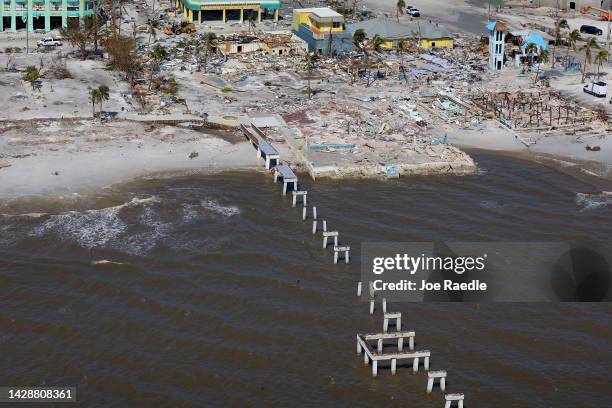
487,21,508,71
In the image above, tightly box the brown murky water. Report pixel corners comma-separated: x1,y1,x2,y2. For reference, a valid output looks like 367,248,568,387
1,153,612,407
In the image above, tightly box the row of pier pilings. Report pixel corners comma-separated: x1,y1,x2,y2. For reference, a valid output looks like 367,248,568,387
278,170,351,265
241,124,350,265
242,126,462,406
355,288,466,408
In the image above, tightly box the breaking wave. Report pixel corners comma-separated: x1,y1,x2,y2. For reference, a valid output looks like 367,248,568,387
201,199,240,217
91,260,127,265
575,192,612,211
30,197,159,249
479,200,502,210
122,206,174,254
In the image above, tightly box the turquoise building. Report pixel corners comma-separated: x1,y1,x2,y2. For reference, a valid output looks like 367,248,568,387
174,0,280,24
1,0,96,32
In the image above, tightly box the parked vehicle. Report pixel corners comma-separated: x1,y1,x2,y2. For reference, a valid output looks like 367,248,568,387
37,37,62,47
583,81,608,97
163,20,195,35
580,25,603,35
406,6,420,17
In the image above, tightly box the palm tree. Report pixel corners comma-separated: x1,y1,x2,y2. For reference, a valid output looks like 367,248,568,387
350,29,366,83
535,48,549,83
305,52,319,100
24,65,40,90
396,0,405,23
551,18,568,68
565,29,581,71
523,42,538,73
24,65,39,82
353,29,366,50
580,37,600,82
371,35,384,53
248,13,256,34
397,38,408,83
594,49,609,81
148,43,168,90
203,32,217,73
147,19,160,51
397,38,407,55
191,38,202,71
97,85,109,115
90,88,101,118
118,0,126,35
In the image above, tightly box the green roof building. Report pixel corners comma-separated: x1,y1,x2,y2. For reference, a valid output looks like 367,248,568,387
174,0,280,24
1,0,97,32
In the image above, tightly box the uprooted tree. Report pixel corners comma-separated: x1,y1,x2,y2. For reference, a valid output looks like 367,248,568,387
104,35,142,82
60,17,94,60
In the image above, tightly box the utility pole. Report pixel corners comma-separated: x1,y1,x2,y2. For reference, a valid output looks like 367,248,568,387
607,3,611,63
608,1,612,54
25,16,29,54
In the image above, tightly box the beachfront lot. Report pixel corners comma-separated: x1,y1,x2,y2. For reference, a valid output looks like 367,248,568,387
0,0,611,197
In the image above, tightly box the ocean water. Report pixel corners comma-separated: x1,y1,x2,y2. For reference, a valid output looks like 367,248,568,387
1,152,612,407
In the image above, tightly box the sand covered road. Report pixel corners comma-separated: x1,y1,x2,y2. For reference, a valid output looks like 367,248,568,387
363,0,490,34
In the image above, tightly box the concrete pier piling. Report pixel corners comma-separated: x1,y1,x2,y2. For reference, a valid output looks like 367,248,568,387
322,231,339,249
383,312,402,333
292,191,307,207
322,220,327,232
412,351,431,373
333,246,351,264
273,164,298,196
312,221,317,234
312,206,317,220
382,298,387,313
444,393,464,408
302,207,307,220
369,299,375,315
357,282,362,297
356,333,427,377
240,123,279,170
427,371,447,394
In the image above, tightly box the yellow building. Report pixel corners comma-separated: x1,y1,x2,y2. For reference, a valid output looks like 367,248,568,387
348,18,454,49
292,7,346,35
292,7,353,54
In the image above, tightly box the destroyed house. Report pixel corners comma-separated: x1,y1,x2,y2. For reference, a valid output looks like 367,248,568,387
216,32,307,56
292,7,353,54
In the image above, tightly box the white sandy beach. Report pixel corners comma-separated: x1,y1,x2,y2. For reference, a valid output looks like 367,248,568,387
0,120,294,198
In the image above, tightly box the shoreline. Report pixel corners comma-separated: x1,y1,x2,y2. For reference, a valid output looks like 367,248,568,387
2,133,610,207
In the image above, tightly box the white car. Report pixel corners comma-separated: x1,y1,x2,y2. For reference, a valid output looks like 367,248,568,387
37,37,62,47
583,81,608,98
406,6,420,17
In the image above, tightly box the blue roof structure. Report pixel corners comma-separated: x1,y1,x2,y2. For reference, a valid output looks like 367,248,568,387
486,21,497,31
521,33,548,50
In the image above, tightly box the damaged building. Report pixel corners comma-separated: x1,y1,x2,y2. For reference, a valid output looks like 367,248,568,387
216,31,308,57
348,18,455,49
